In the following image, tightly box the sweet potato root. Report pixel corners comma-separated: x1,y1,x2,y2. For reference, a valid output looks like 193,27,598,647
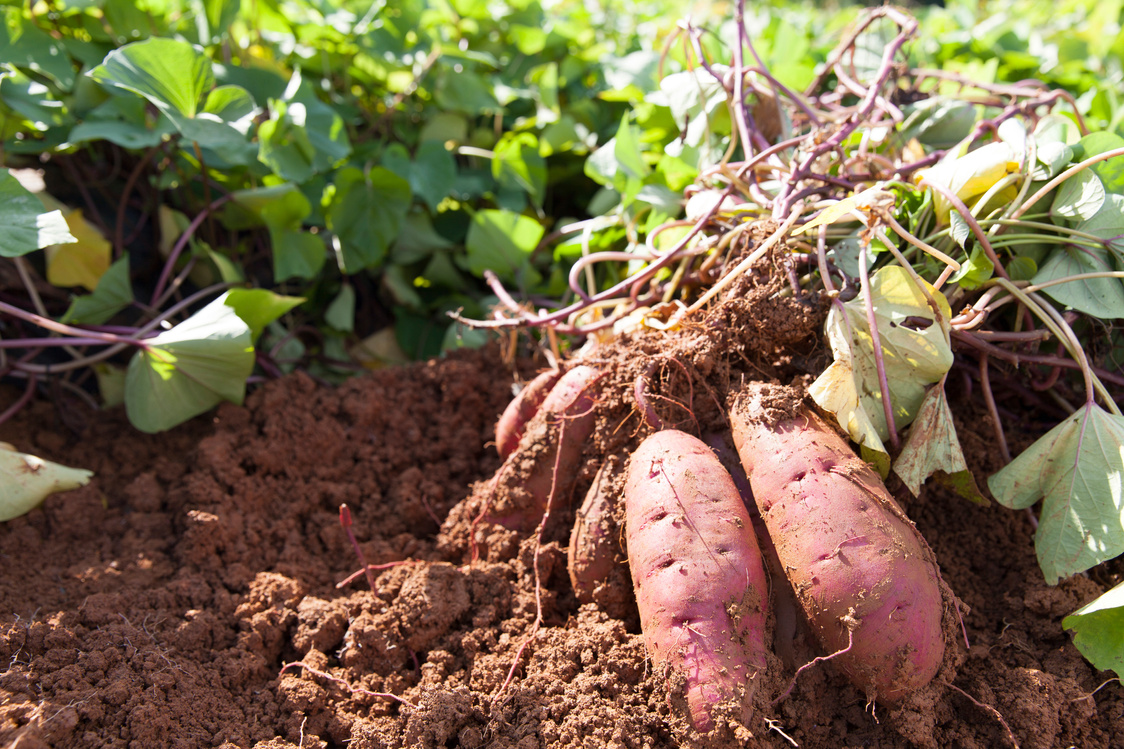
567,458,632,619
483,365,601,532
495,368,562,459
730,382,947,703
625,429,769,732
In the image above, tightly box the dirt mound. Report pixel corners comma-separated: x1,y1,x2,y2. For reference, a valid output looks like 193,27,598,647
1,301,1120,747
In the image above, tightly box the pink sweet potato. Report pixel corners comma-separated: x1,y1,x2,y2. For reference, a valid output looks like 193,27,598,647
730,383,947,703
625,429,769,732
484,365,601,532
495,368,562,459
568,459,628,614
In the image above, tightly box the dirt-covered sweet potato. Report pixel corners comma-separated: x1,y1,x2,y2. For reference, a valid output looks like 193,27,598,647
483,365,601,532
567,458,630,617
495,368,562,459
730,382,948,703
625,429,769,732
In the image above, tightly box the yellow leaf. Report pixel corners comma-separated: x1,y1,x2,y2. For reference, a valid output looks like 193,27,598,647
45,210,111,291
795,186,892,235
917,140,1020,223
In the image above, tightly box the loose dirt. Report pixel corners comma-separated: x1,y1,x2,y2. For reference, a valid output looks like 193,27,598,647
1,288,1121,748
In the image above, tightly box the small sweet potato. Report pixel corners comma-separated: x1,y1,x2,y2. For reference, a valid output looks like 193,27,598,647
495,368,562,459
625,429,769,732
484,365,601,532
730,382,947,703
568,458,627,613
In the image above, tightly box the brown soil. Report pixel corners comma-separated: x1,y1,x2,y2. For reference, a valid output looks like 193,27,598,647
1,284,1121,748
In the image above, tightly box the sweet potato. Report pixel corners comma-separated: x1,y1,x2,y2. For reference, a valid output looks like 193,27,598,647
495,368,562,459
568,460,621,602
729,383,947,703
625,429,769,732
483,365,601,532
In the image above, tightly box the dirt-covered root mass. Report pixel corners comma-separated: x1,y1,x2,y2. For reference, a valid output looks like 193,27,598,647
0,286,1121,748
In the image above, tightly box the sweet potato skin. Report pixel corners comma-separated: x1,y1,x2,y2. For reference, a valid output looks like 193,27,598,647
625,430,769,732
568,460,622,604
730,383,946,703
484,365,601,532
495,368,562,459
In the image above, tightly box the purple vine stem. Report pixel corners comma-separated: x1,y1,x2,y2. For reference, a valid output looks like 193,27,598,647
150,193,234,305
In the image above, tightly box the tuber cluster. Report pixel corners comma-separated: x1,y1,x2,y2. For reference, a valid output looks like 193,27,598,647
470,368,956,736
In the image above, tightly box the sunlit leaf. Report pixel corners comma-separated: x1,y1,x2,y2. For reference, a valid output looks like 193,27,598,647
464,209,544,282
89,38,213,121
223,288,304,341
0,169,76,257
0,443,93,522
1052,169,1105,221
918,140,1019,222
1063,582,1124,679
125,293,254,433
989,403,1124,584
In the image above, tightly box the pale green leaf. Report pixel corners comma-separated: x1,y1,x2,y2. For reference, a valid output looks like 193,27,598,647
125,293,254,433
0,443,93,522
989,404,1124,584
1052,170,1105,221
1063,582,1124,679
1033,245,1124,318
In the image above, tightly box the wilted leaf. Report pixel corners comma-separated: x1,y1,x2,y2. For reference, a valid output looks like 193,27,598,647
0,443,93,522
1063,582,1124,679
45,209,111,290
810,266,954,453
894,382,984,502
918,140,1020,222
989,403,1124,584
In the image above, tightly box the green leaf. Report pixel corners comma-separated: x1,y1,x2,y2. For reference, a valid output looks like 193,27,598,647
894,382,984,502
409,142,456,211
61,256,134,325
989,403,1124,584
191,0,240,44
809,266,954,454
0,168,76,257
1076,193,1124,254
949,245,994,290
125,293,254,433
493,132,546,208
1033,245,1124,318
272,229,325,282
0,444,93,522
223,288,304,341
1052,170,1105,221
612,114,651,181
325,166,412,273
0,12,77,89
464,209,544,281
325,284,355,332
89,38,214,121
1063,582,1124,679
